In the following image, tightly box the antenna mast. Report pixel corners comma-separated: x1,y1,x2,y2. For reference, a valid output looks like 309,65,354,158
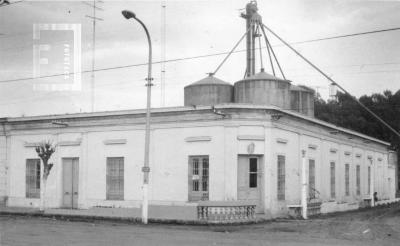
160,1,166,107
84,0,104,112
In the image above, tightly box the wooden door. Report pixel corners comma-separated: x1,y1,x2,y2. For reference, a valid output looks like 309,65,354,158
62,158,79,209
237,156,263,213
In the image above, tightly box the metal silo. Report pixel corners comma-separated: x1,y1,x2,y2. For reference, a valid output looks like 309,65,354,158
234,70,291,109
290,85,315,117
184,75,233,106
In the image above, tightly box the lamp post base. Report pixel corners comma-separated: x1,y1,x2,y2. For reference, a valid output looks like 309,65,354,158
142,183,149,224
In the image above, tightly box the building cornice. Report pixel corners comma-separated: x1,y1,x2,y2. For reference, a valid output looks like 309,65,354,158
1,103,390,146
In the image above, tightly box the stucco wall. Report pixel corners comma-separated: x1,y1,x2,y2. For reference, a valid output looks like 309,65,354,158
3,107,395,218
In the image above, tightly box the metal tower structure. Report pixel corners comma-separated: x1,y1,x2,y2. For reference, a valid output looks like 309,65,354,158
241,1,261,77
84,0,104,112
160,1,166,107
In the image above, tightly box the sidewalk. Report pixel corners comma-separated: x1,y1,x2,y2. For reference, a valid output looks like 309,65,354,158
0,205,268,225
0,205,201,224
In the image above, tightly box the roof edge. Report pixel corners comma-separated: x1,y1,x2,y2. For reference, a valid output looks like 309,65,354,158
3,104,390,146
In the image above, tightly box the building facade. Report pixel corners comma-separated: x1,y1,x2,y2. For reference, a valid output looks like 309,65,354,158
0,104,396,219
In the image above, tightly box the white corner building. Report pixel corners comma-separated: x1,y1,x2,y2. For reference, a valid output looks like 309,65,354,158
0,71,397,221
0,1,397,222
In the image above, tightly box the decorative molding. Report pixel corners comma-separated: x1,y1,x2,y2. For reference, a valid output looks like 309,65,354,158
344,151,351,156
185,136,212,142
247,142,255,154
58,140,81,146
103,139,127,145
276,138,288,144
356,153,362,158
308,144,317,150
330,148,338,153
237,135,265,141
24,142,41,147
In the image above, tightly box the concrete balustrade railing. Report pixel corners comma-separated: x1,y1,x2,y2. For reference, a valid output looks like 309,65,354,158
197,201,256,222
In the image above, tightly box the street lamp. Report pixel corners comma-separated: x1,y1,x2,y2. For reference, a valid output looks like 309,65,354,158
122,9,153,224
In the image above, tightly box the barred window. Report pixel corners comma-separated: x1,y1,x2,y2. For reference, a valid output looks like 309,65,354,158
26,159,41,198
309,159,316,199
277,155,285,200
330,162,335,198
202,158,209,192
356,165,361,195
193,158,199,191
345,163,350,196
106,157,124,200
188,156,209,201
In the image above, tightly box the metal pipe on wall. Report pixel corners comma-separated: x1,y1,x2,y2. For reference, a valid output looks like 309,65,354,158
301,150,308,219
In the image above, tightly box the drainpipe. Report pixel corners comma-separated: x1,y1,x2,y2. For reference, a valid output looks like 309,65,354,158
1,119,8,206
301,150,308,219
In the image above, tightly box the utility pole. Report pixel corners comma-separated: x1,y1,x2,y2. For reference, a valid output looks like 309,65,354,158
160,1,166,107
84,0,104,112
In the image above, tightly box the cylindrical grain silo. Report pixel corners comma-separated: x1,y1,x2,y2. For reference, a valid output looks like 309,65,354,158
234,70,291,109
184,75,233,106
290,85,315,117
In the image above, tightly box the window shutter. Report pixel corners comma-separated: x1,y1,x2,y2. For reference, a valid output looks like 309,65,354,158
188,157,193,201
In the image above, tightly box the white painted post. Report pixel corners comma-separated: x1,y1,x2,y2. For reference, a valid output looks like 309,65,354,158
301,150,308,219
142,183,148,223
370,158,375,207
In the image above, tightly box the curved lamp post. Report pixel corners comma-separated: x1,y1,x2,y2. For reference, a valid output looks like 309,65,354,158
122,10,153,224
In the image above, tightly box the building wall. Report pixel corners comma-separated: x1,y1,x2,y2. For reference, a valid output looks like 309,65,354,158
6,122,235,208
4,108,396,218
266,118,392,216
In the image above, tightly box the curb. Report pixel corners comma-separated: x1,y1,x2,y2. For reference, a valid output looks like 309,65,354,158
0,210,266,226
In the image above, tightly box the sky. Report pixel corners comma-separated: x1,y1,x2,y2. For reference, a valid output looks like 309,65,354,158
0,0,400,117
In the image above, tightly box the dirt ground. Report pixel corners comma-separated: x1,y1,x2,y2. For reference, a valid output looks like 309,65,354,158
1,204,400,246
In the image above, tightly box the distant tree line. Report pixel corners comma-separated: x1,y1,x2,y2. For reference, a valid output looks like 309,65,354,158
315,89,400,190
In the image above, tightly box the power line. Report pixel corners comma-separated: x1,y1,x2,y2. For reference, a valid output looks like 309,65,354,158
262,23,400,139
289,27,400,45
1,26,400,84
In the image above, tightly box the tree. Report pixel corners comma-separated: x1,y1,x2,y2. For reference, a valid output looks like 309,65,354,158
35,141,56,211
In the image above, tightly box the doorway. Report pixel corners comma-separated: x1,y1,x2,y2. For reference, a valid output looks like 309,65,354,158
237,155,264,213
62,158,79,209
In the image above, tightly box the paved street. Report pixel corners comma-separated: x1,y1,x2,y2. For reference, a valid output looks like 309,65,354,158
1,204,400,246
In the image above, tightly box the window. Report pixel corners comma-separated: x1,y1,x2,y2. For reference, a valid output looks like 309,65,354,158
356,165,361,195
249,158,258,188
188,156,209,201
345,163,350,196
277,155,285,200
26,159,41,198
309,159,316,199
330,162,335,198
202,158,209,192
106,157,124,200
193,158,199,191
368,166,371,195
